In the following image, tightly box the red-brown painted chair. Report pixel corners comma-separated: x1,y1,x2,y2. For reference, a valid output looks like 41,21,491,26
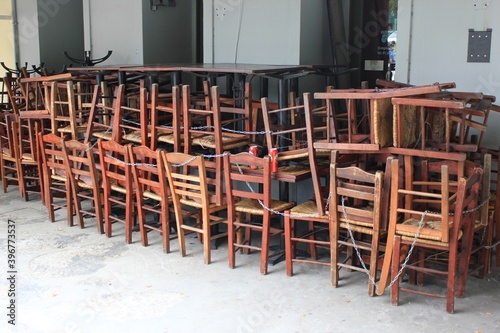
62,139,104,233
224,152,296,274
98,139,134,243
129,145,174,253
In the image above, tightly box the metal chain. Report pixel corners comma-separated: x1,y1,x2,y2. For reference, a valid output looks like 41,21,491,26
85,125,113,152
105,151,230,168
235,162,331,218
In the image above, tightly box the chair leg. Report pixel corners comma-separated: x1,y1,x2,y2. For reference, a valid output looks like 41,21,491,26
125,194,134,244
103,195,112,238
368,231,380,297
161,205,170,254
284,214,293,277
176,216,187,258
203,213,211,265
260,216,270,275
390,236,402,306
228,212,236,269
330,219,339,288
308,221,318,260
94,190,104,235
138,204,149,247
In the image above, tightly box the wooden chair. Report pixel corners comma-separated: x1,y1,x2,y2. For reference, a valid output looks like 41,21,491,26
420,154,494,278
86,83,125,144
162,152,228,264
150,84,182,152
383,158,482,313
18,74,72,118
119,85,150,146
62,139,104,233
223,152,296,274
47,80,90,140
329,161,387,296
97,139,134,243
2,74,25,115
183,84,248,206
17,117,44,201
0,113,21,193
38,132,74,223
283,92,335,277
260,95,311,166
313,84,445,151
183,84,250,154
129,145,174,253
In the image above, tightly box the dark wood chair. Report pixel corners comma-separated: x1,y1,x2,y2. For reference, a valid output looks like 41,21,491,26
223,152,296,274
129,145,174,253
0,113,21,194
150,84,182,152
38,132,74,223
283,92,333,278
382,158,482,313
17,117,44,201
97,139,134,243
329,160,387,296
47,80,93,141
62,139,104,233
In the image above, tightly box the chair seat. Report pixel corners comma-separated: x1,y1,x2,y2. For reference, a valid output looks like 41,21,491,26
396,218,456,243
276,149,309,162
93,131,113,140
235,198,295,215
289,200,328,219
157,134,176,144
110,183,128,194
123,130,151,144
51,174,67,182
21,154,36,163
143,190,169,202
57,124,88,134
2,148,14,159
192,134,249,150
180,193,227,209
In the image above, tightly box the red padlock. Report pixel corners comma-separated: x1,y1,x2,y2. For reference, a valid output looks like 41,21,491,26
269,148,278,172
249,145,258,156
249,145,258,169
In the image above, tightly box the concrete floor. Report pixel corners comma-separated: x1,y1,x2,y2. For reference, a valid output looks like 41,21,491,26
1,188,500,333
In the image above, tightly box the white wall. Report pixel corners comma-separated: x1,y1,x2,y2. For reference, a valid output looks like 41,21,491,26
204,0,302,64
15,0,40,67
396,0,500,148
88,0,142,65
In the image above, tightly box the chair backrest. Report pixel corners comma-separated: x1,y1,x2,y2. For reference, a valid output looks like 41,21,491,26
329,163,385,233
183,83,218,154
129,145,168,202
3,75,24,115
85,83,123,144
115,83,149,146
261,96,310,164
97,139,132,194
47,80,80,138
38,132,67,180
0,113,18,160
62,139,101,192
162,152,210,216
223,152,272,216
303,91,337,216
150,83,182,152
